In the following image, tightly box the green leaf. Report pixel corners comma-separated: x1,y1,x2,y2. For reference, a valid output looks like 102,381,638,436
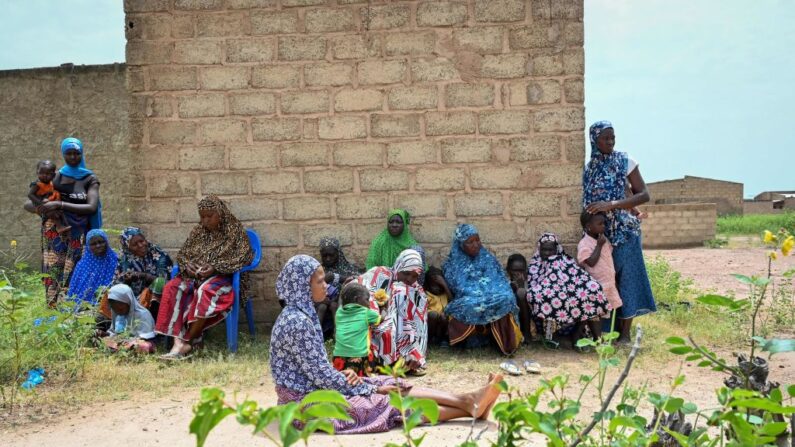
681,402,698,415
666,336,686,345
769,388,782,403
685,354,703,361
731,274,753,284
662,427,690,446
787,384,795,397
759,421,788,436
664,397,685,413
576,337,597,347
300,390,349,407
669,346,693,355
409,398,440,425
760,338,795,355
730,398,795,414
189,389,235,447
697,360,713,368
302,403,351,421
697,294,746,310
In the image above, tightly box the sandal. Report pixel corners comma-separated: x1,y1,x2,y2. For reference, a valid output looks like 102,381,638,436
542,339,560,350
407,367,427,377
159,351,192,362
499,360,523,376
523,360,541,374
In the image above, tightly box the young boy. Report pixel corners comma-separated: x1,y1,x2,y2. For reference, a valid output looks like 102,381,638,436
332,282,381,377
577,212,623,314
506,254,535,343
28,160,71,234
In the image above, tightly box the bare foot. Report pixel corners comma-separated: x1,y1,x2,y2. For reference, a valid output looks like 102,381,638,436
468,373,504,418
477,373,501,420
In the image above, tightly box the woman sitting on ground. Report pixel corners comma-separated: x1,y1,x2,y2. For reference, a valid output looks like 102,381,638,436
315,236,363,339
102,283,157,354
155,195,253,359
356,249,428,376
365,209,420,269
270,254,503,434
112,227,173,321
442,224,523,356
527,233,611,349
66,229,118,307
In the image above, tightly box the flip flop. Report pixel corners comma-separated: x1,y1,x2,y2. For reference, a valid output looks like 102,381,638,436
407,367,427,377
159,351,192,362
523,360,541,374
542,339,560,350
499,360,523,376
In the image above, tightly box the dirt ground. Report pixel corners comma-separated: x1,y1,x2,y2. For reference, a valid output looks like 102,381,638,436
3,247,795,447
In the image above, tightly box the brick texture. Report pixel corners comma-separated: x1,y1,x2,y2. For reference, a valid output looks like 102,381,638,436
639,203,717,248
123,0,586,326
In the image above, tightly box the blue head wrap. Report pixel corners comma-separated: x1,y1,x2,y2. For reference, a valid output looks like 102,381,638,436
59,138,94,180
442,224,518,326
66,229,118,307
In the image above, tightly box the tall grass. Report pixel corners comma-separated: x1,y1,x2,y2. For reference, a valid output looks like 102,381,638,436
717,212,795,235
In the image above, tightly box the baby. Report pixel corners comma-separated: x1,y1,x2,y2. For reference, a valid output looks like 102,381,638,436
577,212,623,315
28,160,71,234
332,282,381,377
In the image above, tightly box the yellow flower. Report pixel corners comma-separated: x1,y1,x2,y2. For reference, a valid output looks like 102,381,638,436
763,230,776,244
782,236,795,256
768,251,778,260
374,289,389,306
10,240,17,249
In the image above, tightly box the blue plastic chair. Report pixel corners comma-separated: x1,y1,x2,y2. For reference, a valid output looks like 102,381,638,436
170,228,261,353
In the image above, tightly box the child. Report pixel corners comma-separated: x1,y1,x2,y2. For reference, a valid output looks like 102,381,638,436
424,266,451,346
332,282,382,377
506,254,535,343
28,160,71,234
527,233,610,348
578,212,623,320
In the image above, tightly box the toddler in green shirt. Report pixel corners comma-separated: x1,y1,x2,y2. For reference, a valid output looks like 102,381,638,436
332,282,381,377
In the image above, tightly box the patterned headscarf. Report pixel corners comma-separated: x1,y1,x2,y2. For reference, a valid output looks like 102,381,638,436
392,249,424,283
113,227,173,296
276,255,322,336
582,121,640,247
442,224,518,326
319,237,360,279
365,209,419,270
409,244,427,285
536,232,564,257
66,229,118,306
107,284,155,339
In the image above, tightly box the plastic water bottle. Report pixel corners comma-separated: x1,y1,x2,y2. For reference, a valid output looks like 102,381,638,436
114,315,128,333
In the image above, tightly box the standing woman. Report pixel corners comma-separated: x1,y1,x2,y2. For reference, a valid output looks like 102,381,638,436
365,209,420,269
25,137,101,306
582,121,656,343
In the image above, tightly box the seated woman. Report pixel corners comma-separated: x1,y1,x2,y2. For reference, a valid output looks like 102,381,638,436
527,233,611,348
155,195,253,359
112,227,173,321
356,249,428,375
315,236,363,339
270,254,503,434
365,209,420,269
103,284,157,354
66,229,118,308
442,224,522,356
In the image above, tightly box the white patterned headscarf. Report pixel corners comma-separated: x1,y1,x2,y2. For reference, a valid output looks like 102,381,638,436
276,255,322,335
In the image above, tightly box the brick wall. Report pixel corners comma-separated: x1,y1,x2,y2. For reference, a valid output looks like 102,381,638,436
639,203,717,249
0,64,130,261
647,175,743,215
124,0,586,325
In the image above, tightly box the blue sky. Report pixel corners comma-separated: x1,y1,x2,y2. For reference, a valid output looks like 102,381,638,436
1,1,792,197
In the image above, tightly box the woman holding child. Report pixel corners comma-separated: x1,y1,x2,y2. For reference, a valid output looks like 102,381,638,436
270,254,503,434
356,249,428,375
25,137,102,306
443,224,523,355
155,195,253,359
582,121,656,343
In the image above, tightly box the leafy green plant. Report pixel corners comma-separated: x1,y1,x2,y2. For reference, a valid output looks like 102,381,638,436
0,266,95,413
378,360,440,447
703,237,728,249
717,212,795,236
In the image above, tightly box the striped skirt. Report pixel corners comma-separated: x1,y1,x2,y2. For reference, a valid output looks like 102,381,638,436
154,275,233,341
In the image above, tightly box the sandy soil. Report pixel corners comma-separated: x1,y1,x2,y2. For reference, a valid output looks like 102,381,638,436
3,247,795,447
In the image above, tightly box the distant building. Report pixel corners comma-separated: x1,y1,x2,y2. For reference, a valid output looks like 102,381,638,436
744,191,795,214
646,175,743,215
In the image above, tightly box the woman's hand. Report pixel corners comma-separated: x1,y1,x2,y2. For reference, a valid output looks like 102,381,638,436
341,369,363,386
376,385,399,395
38,201,63,213
586,201,615,214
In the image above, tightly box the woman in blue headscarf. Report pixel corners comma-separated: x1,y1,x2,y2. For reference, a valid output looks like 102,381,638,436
442,224,523,355
582,121,656,344
67,229,118,307
25,137,102,306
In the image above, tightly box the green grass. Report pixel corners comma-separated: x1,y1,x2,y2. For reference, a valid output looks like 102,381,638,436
717,212,795,236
